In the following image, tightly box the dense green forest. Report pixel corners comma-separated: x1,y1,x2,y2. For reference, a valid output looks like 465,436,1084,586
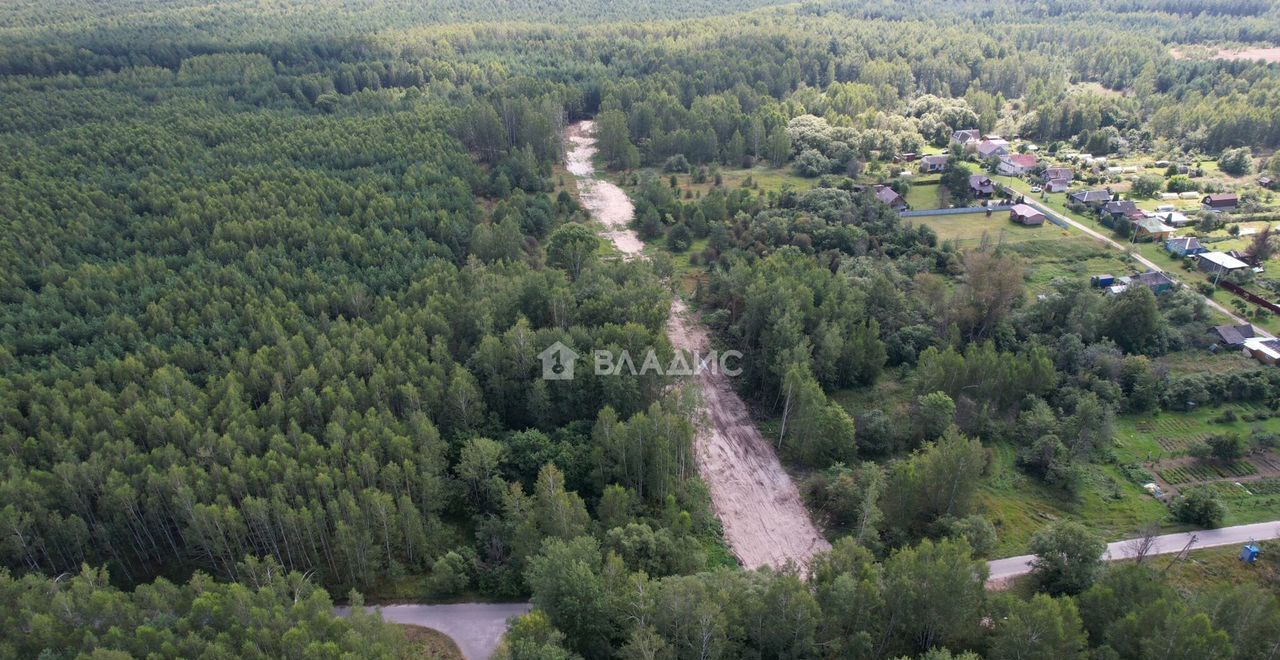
4,0,1280,657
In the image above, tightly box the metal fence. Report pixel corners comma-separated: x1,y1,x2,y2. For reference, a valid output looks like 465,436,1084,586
1219,280,1280,315
899,205,1015,218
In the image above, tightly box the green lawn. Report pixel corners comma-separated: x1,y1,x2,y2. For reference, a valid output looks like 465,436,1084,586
904,182,942,210
661,165,820,197
1161,541,1280,592
1009,236,1137,295
981,445,1173,556
909,211,1071,249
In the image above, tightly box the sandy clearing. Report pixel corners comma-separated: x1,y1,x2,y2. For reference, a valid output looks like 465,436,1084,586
1171,46,1280,63
564,121,645,257
666,298,832,569
564,120,830,570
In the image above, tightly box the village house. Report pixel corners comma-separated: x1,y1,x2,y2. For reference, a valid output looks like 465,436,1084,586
1202,193,1239,212
873,184,908,211
919,154,949,173
1243,336,1280,366
997,153,1038,176
1133,216,1174,242
1042,167,1073,183
950,129,981,147
1211,323,1260,348
1098,271,1175,296
1197,251,1250,276
976,139,1011,159
969,175,996,197
1165,236,1207,257
1100,200,1142,227
1133,270,1175,294
1261,176,1275,190
1044,178,1071,193
1068,189,1113,208
1009,204,1046,226
1156,211,1194,228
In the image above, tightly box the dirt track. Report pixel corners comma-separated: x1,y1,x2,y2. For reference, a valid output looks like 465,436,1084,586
564,121,645,257
565,120,830,570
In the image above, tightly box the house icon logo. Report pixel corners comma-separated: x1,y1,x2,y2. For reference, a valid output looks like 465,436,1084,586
538,341,579,380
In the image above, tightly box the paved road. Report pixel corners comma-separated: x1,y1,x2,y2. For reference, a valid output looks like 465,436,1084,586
333,522,1280,654
988,520,1280,581
1015,193,1269,334
337,602,532,660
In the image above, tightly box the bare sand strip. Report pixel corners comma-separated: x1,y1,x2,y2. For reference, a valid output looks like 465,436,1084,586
564,121,830,570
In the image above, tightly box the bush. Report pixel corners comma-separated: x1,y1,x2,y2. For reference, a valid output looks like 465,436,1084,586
794,149,832,177
938,514,998,558
1218,147,1254,177
1171,488,1226,528
666,223,693,252
427,549,472,597
1167,175,1196,193
1119,463,1156,485
1029,521,1105,595
1131,174,1164,199
1206,432,1248,460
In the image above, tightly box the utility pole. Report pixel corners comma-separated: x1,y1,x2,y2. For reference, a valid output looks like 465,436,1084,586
1162,533,1198,575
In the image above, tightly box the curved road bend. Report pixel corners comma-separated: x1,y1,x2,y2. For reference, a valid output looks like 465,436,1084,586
336,521,1280,656
1015,194,1269,334
988,520,1280,581
336,602,531,660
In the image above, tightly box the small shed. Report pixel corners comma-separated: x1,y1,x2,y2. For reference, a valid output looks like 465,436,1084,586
1009,204,1046,226
1203,193,1239,211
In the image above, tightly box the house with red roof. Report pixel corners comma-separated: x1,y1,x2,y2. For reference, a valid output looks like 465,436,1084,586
997,153,1038,175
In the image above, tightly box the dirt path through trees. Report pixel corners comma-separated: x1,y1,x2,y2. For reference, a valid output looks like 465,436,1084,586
564,121,645,257
565,120,830,569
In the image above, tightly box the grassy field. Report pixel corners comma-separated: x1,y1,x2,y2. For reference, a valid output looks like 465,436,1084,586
909,211,1071,249
1162,541,1280,592
981,444,1174,556
959,396,1280,555
1191,478,1280,527
1155,348,1264,377
1008,235,1137,295
662,165,819,197
904,182,942,210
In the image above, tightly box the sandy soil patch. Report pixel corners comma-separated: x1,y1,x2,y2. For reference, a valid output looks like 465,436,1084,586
1171,46,1280,63
563,120,830,570
666,299,832,570
564,121,645,257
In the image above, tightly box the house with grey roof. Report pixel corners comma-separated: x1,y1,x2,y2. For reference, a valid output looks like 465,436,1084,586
1068,189,1112,208
1212,323,1259,348
920,154,949,173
